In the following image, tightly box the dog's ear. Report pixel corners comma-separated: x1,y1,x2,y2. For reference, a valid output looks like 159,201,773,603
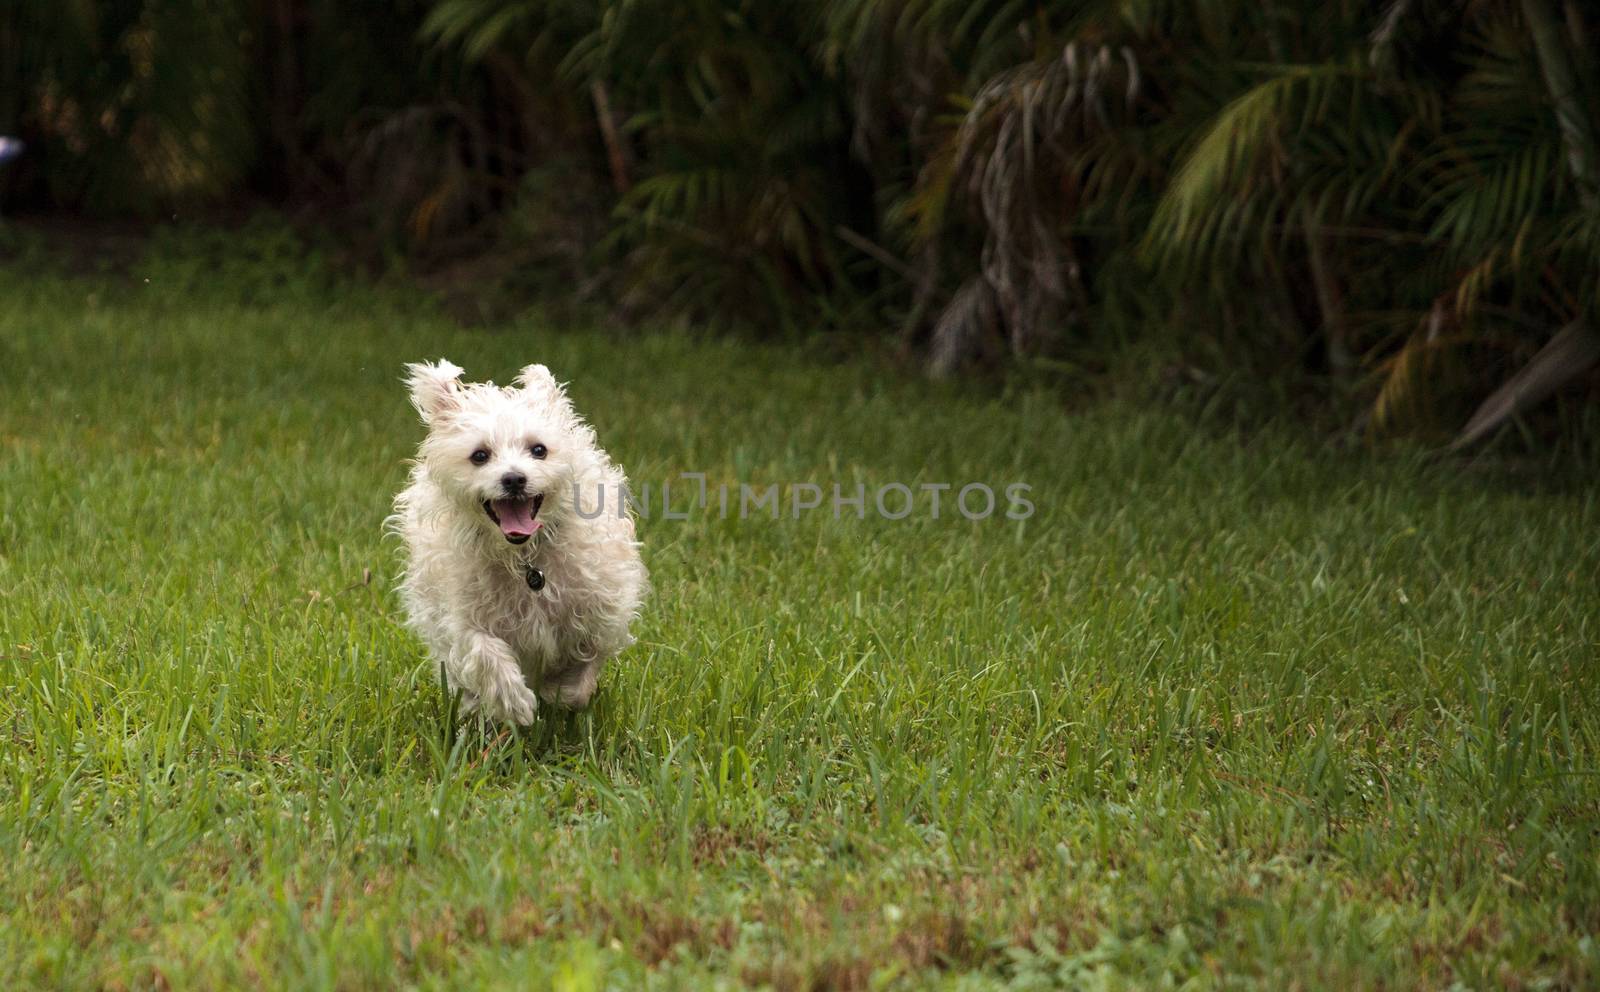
405,359,465,423
515,363,565,400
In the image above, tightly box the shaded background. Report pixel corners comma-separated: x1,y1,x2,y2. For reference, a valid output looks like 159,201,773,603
2,0,1597,445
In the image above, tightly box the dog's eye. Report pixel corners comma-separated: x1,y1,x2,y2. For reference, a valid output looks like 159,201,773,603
470,448,490,465
530,443,548,459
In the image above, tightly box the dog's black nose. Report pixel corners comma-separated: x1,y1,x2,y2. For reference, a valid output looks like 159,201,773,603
500,471,527,493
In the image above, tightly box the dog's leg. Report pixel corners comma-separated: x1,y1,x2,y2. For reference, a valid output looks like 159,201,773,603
451,629,538,725
538,657,603,711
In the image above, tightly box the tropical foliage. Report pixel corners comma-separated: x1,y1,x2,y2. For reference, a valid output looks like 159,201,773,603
2,0,1596,437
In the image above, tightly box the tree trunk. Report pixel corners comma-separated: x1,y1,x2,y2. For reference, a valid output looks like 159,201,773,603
590,82,631,195
1305,220,1354,379
1523,0,1600,207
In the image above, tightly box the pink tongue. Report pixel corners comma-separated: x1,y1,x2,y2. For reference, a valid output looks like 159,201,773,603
491,498,541,537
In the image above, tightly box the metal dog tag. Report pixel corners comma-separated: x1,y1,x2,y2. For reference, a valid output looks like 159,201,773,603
525,566,545,592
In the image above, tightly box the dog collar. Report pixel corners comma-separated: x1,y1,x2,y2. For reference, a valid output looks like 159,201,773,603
524,564,546,591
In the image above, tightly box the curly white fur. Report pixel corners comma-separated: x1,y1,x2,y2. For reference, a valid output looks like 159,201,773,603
388,359,647,724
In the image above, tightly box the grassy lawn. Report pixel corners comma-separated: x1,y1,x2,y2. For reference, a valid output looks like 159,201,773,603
1,241,1598,989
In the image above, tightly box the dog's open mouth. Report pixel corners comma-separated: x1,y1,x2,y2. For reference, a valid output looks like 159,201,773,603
483,493,544,543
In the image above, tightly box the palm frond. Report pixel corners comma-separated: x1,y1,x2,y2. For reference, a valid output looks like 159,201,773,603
1144,62,1356,264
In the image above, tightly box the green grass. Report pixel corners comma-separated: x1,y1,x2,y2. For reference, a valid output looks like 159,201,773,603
1,239,1598,990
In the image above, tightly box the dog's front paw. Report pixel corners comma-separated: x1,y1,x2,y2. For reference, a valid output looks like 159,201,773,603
453,631,539,726
479,672,539,726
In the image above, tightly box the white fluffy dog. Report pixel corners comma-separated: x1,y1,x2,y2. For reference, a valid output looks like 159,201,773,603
390,359,647,724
